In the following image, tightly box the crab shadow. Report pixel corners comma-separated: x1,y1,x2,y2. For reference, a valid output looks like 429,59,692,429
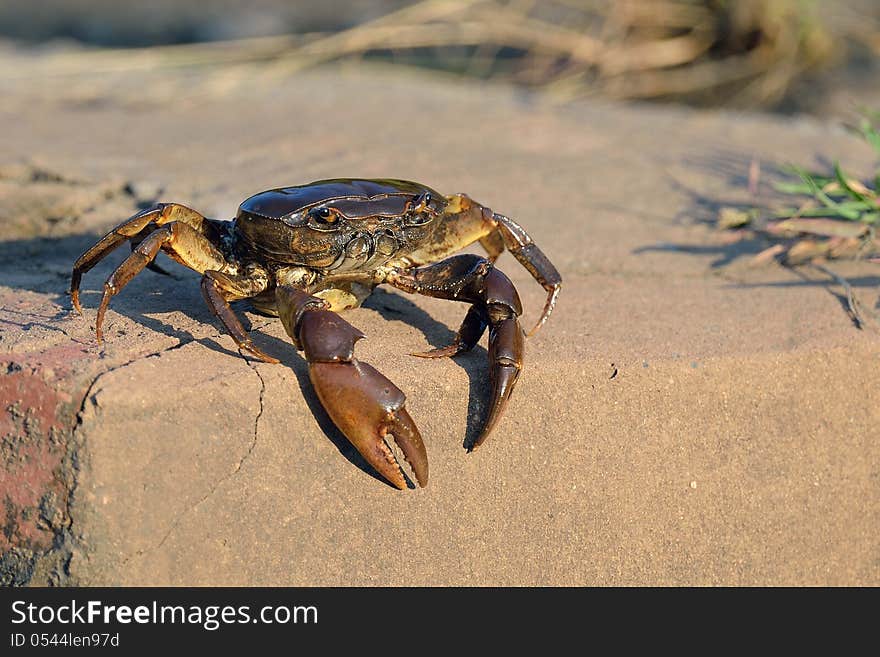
630,150,793,267
730,268,880,322
1,232,491,489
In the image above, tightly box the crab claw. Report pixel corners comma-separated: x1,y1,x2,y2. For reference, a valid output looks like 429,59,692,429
309,360,428,489
472,315,524,451
276,286,428,489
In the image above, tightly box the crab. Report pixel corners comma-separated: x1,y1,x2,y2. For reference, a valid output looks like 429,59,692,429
70,179,561,489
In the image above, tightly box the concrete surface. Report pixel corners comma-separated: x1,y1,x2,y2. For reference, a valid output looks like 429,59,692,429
1,63,878,585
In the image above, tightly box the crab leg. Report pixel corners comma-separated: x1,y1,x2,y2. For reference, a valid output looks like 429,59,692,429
201,270,277,363
490,212,562,336
84,220,228,342
70,203,210,313
387,254,525,449
275,285,428,489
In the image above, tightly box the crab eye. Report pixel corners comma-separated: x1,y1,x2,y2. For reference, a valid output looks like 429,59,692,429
308,206,340,229
406,192,435,226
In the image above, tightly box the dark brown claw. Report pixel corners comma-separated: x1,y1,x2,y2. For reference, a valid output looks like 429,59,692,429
473,315,523,450
310,361,428,489
277,285,428,489
387,255,527,449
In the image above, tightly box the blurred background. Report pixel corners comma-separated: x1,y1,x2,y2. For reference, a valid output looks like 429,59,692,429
1,0,880,118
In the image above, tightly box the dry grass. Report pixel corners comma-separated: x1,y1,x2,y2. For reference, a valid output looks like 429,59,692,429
4,0,877,109
719,112,880,265
716,110,880,329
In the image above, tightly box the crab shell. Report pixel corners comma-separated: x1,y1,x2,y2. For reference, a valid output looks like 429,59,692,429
235,179,444,272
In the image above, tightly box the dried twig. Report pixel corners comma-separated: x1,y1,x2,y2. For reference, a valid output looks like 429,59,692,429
808,263,880,332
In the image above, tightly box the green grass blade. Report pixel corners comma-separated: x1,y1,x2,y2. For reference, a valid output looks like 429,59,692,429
790,166,862,219
772,205,865,220
773,181,816,195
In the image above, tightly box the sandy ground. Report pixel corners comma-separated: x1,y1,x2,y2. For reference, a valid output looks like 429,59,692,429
1,61,878,585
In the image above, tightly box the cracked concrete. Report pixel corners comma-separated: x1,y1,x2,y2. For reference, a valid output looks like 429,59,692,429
1,63,879,585
144,357,267,560
73,341,262,578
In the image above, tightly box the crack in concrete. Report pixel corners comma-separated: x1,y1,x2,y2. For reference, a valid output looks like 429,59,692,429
121,352,267,563
76,338,198,417
62,316,276,575
240,361,267,475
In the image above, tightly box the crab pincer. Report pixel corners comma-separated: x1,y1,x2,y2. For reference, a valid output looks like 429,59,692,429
277,286,428,489
309,361,427,489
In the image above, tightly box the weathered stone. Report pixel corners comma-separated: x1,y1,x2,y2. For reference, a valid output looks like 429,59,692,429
1,65,878,585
